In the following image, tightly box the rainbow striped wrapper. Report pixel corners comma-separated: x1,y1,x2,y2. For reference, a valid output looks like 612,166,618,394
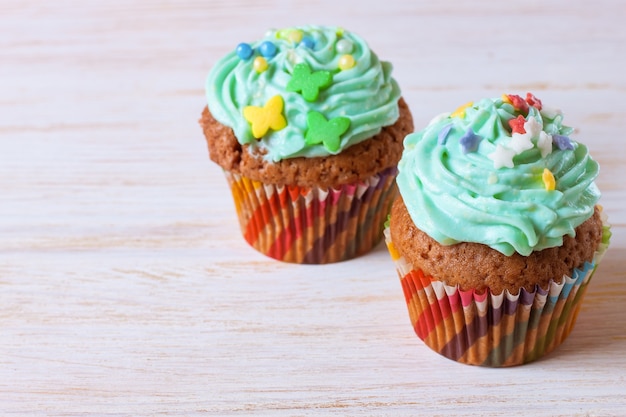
224,167,397,263
384,220,610,367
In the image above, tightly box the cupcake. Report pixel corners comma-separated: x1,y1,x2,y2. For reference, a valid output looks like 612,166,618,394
201,25,413,263
385,93,610,366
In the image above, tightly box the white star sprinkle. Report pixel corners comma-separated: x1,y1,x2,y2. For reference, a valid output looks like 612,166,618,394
540,106,563,119
537,131,553,158
523,117,542,140
490,144,516,169
509,132,534,153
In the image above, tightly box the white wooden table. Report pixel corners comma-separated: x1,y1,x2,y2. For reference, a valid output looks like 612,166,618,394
2,1,625,415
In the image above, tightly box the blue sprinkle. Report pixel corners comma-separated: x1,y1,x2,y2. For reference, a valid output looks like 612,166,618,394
236,43,253,60
438,123,453,145
259,41,277,58
553,134,574,150
300,36,315,49
459,128,481,154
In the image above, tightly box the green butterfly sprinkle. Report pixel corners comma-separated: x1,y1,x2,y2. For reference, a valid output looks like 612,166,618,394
286,63,332,102
305,111,350,152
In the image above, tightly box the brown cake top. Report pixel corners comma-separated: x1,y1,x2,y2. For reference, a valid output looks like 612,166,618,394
389,197,603,294
200,98,413,188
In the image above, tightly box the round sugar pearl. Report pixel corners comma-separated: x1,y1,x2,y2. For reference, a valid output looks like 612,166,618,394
287,29,303,43
336,39,353,54
253,56,268,73
300,36,315,49
236,43,253,60
259,41,277,58
338,54,355,70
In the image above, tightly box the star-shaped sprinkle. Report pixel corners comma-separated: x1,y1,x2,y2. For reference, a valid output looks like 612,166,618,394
490,144,516,169
438,123,453,145
542,168,556,191
524,117,542,139
243,95,287,139
526,92,542,110
506,94,529,114
553,134,574,150
459,128,481,154
450,101,473,118
537,131,553,157
508,115,527,134
305,111,350,152
509,132,533,153
286,62,332,102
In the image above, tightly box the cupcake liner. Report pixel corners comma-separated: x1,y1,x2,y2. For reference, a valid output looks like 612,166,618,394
384,217,610,367
224,167,397,263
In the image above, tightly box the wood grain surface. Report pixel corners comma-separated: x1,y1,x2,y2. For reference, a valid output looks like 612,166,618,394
1,1,625,415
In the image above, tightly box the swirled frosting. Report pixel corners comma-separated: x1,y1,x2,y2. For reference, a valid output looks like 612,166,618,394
206,25,401,162
397,94,600,256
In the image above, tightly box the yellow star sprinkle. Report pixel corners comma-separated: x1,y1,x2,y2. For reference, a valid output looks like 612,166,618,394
450,101,473,118
542,168,556,191
243,95,287,139
501,94,512,105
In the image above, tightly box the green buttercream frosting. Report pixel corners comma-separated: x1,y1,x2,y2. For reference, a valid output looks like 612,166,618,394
397,96,601,256
206,25,401,162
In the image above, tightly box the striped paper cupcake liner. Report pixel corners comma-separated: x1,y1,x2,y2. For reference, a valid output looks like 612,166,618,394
384,218,610,367
224,167,397,264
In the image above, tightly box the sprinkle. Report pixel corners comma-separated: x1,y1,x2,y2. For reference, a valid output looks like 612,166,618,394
286,62,332,102
338,54,356,70
336,39,354,54
305,111,350,152
553,134,575,150
542,168,556,191
540,106,563,119
438,123,453,145
336,27,345,37
236,43,253,60
300,36,315,49
459,128,481,154
526,92,542,110
258,41,277,58
509,132,533,153
253,56,268,72
501,94,512,105
506,94,529,114
490,144,516,169
243,95,287,138
487,173,499,184
537,131,553,157
508,115,527,134
287,29,303,44
450,101,473,118
524,117,542,139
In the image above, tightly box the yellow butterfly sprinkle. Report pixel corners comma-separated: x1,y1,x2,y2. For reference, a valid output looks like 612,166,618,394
243,95,287,139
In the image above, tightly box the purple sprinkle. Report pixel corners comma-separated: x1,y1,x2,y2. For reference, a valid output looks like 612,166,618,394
553,134,574,150
459,128,482,154
438,123,453,145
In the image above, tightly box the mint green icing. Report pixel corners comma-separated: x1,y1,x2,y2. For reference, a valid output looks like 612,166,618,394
206,25,401,162
397,96,600,256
